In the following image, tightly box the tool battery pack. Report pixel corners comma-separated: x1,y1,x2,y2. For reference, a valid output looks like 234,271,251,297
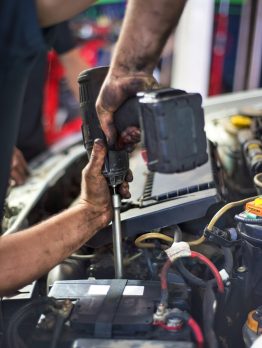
138,88,208,173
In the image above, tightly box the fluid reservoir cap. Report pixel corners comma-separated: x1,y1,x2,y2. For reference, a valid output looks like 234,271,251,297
254,198,262,206
247,308,262,333
230,115,252,128
246,198,262,217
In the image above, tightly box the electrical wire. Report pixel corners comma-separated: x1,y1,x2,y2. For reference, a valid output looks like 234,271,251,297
171,225,183,242
188,235,206,247
143,249,155,279
154,321,183,331
160,258,172,305
134,225,183,249
190,251,224,293
134,228,204,248
135,198,246,266
187,196,259,247
6,297,58,348
176,246,232,290
187,316,204,348
160,258,172,291
155,312,204,348
207,196,258,231
123,252,143,265
160,251,224,296
135,232,174,248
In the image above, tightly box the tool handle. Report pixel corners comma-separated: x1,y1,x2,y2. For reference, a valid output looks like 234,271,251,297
78,66,131,187
78,66,139,149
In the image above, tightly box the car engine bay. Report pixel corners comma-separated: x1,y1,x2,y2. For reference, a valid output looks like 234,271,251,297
2,89,262,348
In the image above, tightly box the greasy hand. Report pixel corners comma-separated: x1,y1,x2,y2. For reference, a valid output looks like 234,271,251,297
79,139,133,224
10,147,29,186
96,70,158,147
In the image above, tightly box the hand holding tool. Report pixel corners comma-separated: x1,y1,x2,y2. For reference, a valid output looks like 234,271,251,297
78,66,208,279
78,67,130,279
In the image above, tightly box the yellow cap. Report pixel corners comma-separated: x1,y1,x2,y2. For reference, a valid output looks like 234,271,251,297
247,143,260,150
230,115,252,128
254,198,262,206
245,198,262,216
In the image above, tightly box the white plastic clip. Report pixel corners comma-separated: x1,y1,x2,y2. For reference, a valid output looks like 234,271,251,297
219,268,229,282
165,241,191,262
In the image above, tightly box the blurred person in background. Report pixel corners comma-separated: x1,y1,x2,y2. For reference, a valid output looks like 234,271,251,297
10,21,87,186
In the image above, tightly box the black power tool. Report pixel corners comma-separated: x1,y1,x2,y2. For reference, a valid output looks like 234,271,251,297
78,66,208,278
78,66,207,180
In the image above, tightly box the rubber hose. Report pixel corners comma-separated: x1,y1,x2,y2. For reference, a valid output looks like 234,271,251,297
208,246,233,289
173,225,182,242
221,246,233,275
177,246,232,288
175,259,206,287
203,281,218,348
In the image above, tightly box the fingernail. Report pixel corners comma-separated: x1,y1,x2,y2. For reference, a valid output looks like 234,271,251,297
94,139,104,147
127,172,133,181
132,130,140,136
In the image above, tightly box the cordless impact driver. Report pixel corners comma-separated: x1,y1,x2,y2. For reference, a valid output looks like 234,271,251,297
78,66,207,279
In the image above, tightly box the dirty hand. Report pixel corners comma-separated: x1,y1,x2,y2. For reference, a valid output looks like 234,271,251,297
10,147,29,186
79,139,133,226
96,69,158,148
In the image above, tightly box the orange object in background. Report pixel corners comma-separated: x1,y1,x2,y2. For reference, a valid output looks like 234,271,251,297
43,50,83,145
43,39,105,146
43,50,64,145
246,198,262,217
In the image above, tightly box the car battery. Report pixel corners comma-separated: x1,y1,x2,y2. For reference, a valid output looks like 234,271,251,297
49,279,191,341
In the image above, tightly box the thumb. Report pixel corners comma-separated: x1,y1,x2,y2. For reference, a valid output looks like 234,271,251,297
96,104,117,147
99,111,117,147
88,139,107,175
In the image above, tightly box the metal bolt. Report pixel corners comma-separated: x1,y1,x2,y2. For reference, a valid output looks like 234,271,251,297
156,304,166,315
167,317,183,329
237,266,247,273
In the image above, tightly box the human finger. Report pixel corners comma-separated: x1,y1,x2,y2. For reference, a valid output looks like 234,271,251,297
118,181,131,199
85,139,107,177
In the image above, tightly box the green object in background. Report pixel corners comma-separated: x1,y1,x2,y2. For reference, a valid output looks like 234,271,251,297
215,0,245,4
98,0,244,6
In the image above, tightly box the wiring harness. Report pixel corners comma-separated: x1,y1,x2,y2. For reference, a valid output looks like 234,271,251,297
6,297,73,348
